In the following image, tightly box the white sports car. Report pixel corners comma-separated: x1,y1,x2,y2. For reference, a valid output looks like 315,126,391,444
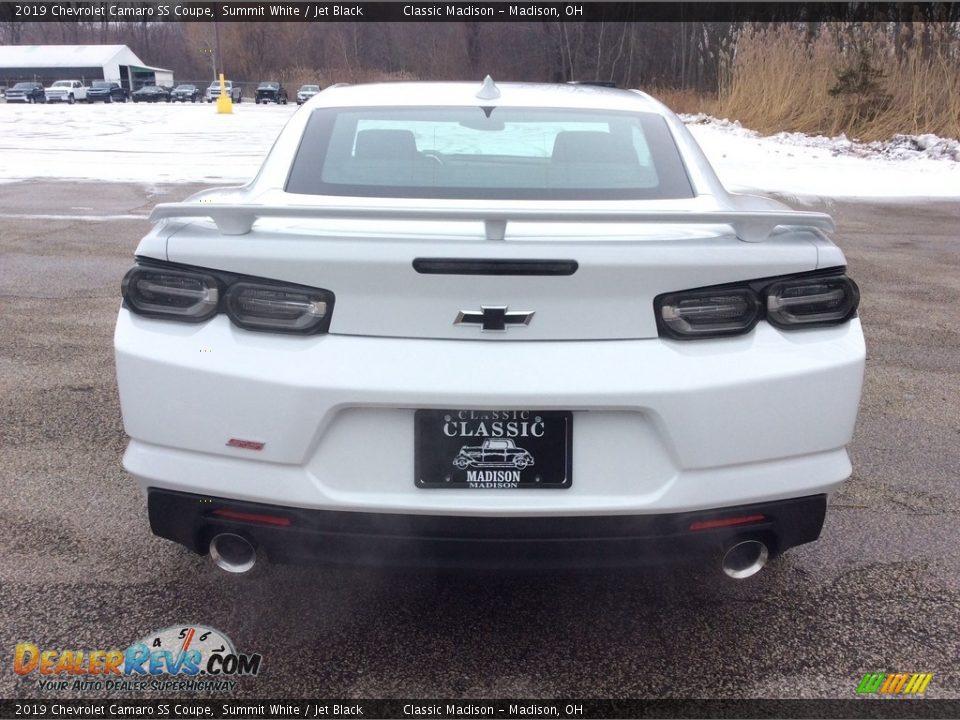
114,78,865,578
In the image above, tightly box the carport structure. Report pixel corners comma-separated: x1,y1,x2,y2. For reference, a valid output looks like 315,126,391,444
0,44,173,92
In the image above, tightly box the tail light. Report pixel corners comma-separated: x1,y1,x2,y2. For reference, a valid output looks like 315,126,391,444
121,267,219,322
121,261,334,335
657,288,760,339
655,269,859,340
766,275,859,328
225,282,332,334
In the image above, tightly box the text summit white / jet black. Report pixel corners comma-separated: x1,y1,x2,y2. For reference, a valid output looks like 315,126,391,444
114,77,865,578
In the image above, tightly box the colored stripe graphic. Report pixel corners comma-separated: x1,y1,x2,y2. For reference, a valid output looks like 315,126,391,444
903,673,933,694
857,672,932,694
857,673,886,693
880,673,909,694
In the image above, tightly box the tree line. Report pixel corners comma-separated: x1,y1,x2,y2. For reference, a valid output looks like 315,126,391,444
3,16,960,95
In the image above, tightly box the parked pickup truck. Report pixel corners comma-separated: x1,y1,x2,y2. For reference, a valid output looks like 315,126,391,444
205,80,242,103
45,80,88,104
4,82,46,103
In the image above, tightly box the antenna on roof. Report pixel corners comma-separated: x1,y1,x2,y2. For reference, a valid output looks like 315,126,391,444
475,75,500,101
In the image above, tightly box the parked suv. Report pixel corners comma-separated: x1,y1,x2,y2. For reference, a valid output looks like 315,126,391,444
4,82,46,103
87,81,128,103
296,84,320,105
255,81,288,104
205,80,242,103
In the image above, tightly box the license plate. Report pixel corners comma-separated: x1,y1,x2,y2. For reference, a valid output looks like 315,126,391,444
415,410,572,489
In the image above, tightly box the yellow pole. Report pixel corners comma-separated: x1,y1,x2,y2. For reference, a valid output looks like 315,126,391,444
216,72,233,114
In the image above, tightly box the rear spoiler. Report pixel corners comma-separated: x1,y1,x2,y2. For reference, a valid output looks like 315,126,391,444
149,203,834,243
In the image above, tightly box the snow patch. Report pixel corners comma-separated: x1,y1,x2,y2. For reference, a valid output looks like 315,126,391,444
682,113,960,162
680,113,960,199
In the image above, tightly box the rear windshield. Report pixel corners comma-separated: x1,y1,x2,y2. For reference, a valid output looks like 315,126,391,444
285,106,693,200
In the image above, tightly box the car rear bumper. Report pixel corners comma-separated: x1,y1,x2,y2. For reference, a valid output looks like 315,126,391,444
149,488,827,569
116,309,865,518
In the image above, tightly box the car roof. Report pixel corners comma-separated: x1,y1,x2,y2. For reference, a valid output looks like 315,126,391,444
316,80,665,114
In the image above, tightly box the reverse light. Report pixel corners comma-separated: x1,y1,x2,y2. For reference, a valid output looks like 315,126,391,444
656,287,760,339
121,266,219,322
766,275,860,328
225,282,332,334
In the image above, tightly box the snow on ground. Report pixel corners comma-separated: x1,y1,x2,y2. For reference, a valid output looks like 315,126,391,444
681,114,960,200
0,101,292,185
0,101,958,200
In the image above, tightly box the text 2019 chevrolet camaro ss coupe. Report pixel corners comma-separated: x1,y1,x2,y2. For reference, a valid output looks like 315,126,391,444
114,78,865,578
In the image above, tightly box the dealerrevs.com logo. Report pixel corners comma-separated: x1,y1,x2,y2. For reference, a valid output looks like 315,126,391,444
14,625,261,693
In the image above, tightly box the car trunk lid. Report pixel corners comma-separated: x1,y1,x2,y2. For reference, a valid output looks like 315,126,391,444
164,209,822,341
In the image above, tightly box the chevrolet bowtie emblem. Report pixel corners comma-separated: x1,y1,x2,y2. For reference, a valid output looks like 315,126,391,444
455,306,535,332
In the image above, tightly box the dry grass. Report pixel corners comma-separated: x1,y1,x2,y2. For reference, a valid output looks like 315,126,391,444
646,87,718,115
716,24,960,142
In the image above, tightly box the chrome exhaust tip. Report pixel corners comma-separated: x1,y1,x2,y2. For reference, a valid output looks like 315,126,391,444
721,539,769,580
209,533,257,574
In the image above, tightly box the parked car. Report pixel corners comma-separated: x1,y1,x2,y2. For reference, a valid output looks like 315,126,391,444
4,82,46,104
205,80,242,103
171,84,202,103
296,84,320,105
116,79,865,578
45,80,88,104
87,81,128,103
255,81,288,105
131,85,170,103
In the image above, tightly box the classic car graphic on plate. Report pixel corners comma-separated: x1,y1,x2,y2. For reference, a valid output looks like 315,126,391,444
453,438,535,470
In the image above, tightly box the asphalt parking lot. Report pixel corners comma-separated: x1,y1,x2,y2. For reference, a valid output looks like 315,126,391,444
0,182,958,700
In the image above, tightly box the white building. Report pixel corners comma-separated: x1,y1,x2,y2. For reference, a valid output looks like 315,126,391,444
0,45,174,90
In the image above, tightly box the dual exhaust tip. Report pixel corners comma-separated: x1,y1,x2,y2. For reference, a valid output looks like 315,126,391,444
208,532,770,579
